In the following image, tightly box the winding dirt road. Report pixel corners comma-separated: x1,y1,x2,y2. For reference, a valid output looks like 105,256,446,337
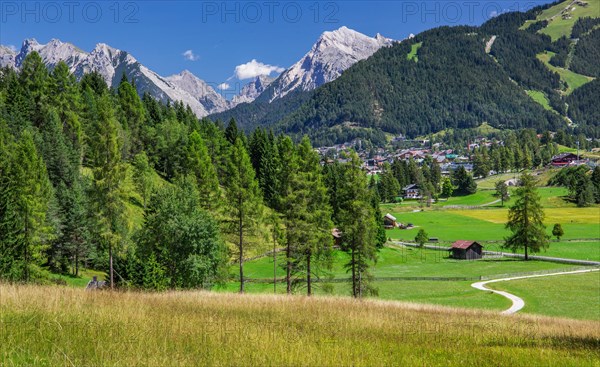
471,268,600,315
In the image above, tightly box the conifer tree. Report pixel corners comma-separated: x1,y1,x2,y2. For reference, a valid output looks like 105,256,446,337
495,180,510,207
225,118,240,145
338,152,378,298
274,136,297,293
503,173,549,260
49,61,82,154
19,52,48,127
132,152,155,209
185,131,221,211
89,93,128,288
283,137,333,295
2,129,53,280
224,137,263,293
117,79,145,156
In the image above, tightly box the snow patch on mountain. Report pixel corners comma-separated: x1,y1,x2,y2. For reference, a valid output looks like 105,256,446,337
1,39,225,117
268,26,394,101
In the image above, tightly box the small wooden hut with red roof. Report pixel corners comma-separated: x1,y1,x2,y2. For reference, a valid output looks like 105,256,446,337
450,241,483,260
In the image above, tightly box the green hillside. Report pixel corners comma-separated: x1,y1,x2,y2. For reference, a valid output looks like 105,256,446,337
523,0,600,41
211,1,599,147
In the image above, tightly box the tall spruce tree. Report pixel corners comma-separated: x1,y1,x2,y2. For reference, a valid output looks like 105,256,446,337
19,52,48,127
48,61,82,155
2,129,53,280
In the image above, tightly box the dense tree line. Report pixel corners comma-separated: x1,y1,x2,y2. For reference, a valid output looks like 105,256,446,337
571,17,600,39
566,79,600,138
0,54,383,297
548,165,600,207
570,28,600,77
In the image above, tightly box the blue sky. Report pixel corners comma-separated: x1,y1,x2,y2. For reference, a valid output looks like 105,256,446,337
2,0,552,92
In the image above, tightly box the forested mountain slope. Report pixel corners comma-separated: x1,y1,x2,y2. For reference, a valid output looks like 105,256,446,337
212,0,599,146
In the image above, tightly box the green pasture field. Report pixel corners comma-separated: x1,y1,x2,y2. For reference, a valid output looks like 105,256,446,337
490,271,600,320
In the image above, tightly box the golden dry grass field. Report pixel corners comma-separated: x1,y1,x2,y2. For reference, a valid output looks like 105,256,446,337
0,284,599,366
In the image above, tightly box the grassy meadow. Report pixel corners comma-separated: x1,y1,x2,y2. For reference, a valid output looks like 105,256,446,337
537,51,594,94
526,90,554,111
219,246,599,319
1,284,599,366
536,0,600,41
489,271,600,320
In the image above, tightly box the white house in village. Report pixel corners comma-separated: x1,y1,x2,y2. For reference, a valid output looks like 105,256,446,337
403,184,422,199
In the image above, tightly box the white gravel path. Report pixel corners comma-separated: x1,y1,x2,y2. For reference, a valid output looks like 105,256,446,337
471,268,600,315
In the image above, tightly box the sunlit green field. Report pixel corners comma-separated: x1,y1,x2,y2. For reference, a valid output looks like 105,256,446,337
533,0,600,41
220,246,599,318
537,51,594,93
526,90,554,111
490,272,600,320
233,247,578,280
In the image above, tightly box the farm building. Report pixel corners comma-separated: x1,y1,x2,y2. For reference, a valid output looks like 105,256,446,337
449,241,483,260
383,213,397,229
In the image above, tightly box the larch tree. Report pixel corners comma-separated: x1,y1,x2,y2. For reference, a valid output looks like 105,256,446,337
185,131,221,212
274,135,297,294
117,78,145,156
88,93,128,288
48,61,82,156
495,180,510,207
283,137,333,296
132,151,155,209
503,173,549,260
224,137,263,293
338,152,379,298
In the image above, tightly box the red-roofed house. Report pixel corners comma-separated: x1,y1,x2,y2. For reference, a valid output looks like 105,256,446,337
449,241,483,260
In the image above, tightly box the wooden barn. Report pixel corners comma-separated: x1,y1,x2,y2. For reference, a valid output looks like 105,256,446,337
383,213,397,229
449,241,483,260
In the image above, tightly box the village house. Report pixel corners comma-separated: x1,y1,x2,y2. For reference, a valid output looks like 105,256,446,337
551,153,581,167
403,184,422,199
449,241,483,260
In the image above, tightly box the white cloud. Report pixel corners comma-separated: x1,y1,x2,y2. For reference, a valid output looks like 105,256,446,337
182,50,199,61
217,83,230,90
7,45,17,52
234,59,284,80
489,10,499,18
